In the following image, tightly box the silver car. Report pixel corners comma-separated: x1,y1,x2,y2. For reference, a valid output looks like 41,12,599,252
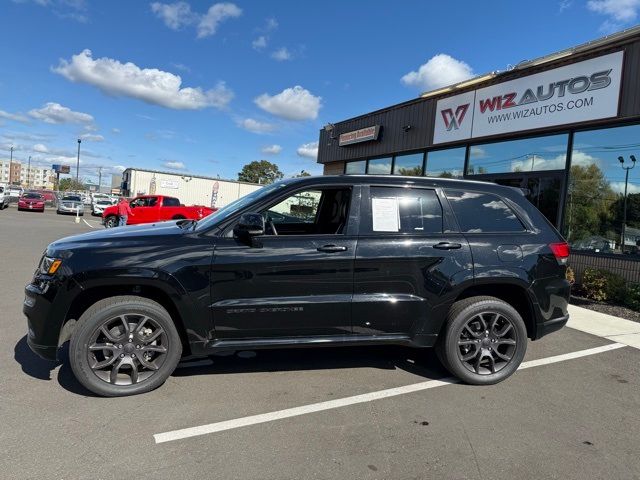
57,195,84,216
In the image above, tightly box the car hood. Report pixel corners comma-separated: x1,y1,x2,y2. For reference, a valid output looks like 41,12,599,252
48,221,191,253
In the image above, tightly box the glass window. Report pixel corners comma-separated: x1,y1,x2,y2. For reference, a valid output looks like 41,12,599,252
467,134,568,175
367,187,443,234
367,157,392,175
345,160,366,174
163,197,180,207
566,124,640,254
393,152,424,176
425,147,465,178
267,190,322,224
445,190,525,233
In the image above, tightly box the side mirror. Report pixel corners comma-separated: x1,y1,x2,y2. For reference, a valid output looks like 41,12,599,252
234,212,265,238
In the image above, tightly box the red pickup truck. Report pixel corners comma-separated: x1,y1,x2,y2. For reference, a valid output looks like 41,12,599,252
102,195,216,228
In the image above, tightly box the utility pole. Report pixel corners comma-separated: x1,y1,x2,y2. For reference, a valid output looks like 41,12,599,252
97,167,102,193
618,155,637,253
27,155,31,188
9,146,13,185
76,138,81,182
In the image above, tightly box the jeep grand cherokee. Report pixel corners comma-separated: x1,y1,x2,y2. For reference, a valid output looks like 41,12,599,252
24,175,570,397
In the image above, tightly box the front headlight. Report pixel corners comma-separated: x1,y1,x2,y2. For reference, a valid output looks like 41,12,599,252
40,256,62,275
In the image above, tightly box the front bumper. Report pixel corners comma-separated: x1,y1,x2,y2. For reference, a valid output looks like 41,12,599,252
58,204,83,212
23,281,66,361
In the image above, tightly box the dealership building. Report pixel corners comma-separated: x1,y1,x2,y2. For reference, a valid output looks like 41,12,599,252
317,27,640,282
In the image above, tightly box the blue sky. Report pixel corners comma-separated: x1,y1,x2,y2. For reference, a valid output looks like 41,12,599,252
0,0,638,185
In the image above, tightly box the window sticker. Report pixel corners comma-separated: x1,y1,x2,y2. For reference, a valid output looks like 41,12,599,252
372,197,400,232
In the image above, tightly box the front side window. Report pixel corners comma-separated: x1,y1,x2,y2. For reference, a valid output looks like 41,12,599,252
366,187,443,234
262,187,351,235
445,190,525,233
467,134,569,175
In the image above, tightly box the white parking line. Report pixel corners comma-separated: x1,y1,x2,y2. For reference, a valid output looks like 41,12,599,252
154,342,626,444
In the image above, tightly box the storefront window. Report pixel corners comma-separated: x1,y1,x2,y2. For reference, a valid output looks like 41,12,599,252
467,134,569,175
367,157,392,174
425,147,465,178
393,152,424,176
345,160,366,174
566,124,640,254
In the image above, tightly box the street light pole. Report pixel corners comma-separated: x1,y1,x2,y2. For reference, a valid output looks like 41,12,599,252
618,155,637,253
9,146,13,185
76,138,81,182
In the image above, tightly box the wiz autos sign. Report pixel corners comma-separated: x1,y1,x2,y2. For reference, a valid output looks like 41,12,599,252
433,51,623,144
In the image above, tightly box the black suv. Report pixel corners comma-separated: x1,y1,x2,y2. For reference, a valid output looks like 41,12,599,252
24,176,570,396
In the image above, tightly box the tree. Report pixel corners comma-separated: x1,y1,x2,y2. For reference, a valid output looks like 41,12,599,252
238,160,283,185
565,164,616,242
609,193,640,229
58,178,86,191
293,170,311,178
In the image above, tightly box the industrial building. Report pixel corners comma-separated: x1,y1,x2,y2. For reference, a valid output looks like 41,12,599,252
120,168,261,208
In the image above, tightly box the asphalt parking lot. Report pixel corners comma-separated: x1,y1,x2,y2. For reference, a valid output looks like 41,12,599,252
1,204,639,480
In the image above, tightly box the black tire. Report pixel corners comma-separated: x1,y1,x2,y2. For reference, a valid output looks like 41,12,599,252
104,215,118,228
69,295,182,397
436,296,527,385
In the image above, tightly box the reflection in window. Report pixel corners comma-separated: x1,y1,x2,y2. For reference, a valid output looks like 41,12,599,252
445,190,525,233
345,160,366,174
367,157,392,174
425,147,465,178
393,152,424,176
566,124,640,254
467,134,568,175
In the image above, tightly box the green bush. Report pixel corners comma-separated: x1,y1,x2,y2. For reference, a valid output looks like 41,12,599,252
582,268,626,302
625,283,640,311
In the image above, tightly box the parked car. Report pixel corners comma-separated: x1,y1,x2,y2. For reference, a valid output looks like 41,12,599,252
101,195,215,228
8,186,23,200
24,175,570,397
0,186,9,210
56,194,84,216
92,199,114,216
18,192,45,212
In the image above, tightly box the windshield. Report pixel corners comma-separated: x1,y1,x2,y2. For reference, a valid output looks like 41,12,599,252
63,196,82,201
23,193,42,199
195,180,292,231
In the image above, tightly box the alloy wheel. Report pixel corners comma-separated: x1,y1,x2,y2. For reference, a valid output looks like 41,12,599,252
456,311,517,375
87,313,168,386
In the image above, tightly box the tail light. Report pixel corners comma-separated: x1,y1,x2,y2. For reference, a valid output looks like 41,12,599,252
549,242,570,265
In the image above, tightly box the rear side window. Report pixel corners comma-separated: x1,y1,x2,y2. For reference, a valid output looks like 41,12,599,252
162,197,180,207
445,190,525,233
367,187,443,234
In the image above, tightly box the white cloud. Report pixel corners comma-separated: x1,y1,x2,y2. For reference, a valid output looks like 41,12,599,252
264,17,278,31
297,141,319,159
112,128,121,134
255,86,322,121
150,1,195,30
238,118,276,134
587,0,640,31
163,160,186,170
0,109,29,123
271,47,291,61
610,181,640,194
54,49,234,110
252,35,267,50
261,144,282,155
80,133,104,142
197,2,242,38
28,102,94,124
401,53,474,91
33,143,49,153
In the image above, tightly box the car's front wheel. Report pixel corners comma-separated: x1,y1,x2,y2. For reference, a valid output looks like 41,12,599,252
437,296,527,385
69,296,182,397
104,215,118,228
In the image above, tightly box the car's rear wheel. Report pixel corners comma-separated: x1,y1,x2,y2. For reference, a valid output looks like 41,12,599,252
437,296,527,385
104,215,118,228
69,296,182,397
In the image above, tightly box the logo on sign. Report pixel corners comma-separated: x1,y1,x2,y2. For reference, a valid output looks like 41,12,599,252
441,104,469,131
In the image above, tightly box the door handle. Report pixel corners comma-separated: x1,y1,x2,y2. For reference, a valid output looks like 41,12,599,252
317,245,348,253
433,242,462,250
